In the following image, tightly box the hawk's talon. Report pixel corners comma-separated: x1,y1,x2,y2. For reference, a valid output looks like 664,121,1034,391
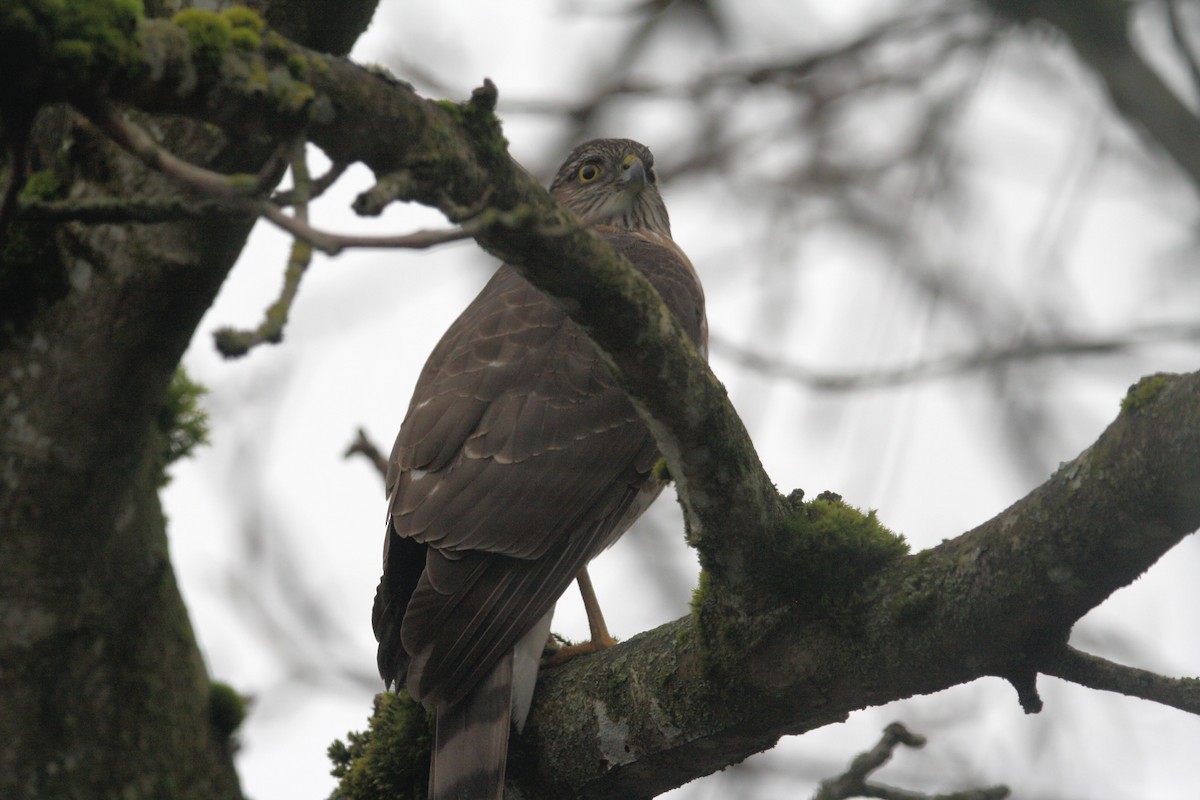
544,632,619,667
541,567,621,667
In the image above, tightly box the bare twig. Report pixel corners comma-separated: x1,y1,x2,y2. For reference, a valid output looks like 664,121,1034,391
214,140,315,358
344,427,389,482
255,202,481,254
83,108,496,353
85,102,288,198
711,323,1200,391
1043,645,1200,716
271,159,349,207
82,101,518,256
814,723,1010,800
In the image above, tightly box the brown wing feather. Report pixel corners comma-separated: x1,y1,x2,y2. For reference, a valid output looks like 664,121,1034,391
373,227,706,710
402,439,653,707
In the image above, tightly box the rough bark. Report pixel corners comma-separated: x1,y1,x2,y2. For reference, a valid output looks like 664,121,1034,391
511,372,1200,797
0,2,378,798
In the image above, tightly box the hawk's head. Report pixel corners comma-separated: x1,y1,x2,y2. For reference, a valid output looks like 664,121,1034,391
550,138,671,237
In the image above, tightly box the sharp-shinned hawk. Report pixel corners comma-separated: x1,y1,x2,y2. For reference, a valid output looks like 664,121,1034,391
372,138,707,799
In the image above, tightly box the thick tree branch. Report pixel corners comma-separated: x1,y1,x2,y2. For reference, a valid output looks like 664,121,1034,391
508,372,1200,798
15,194,235,222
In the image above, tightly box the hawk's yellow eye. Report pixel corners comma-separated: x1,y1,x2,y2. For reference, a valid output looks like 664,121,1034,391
579,164,601,183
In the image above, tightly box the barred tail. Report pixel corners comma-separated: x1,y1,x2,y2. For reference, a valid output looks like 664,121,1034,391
429,650,513,800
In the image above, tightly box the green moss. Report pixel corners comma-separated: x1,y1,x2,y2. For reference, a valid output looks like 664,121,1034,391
167,6,319,121
285,52,308,78
309,55,332,77
271,80,315,113
19,168,64,200
221,5,264,34
228,26,260,51
887,549,938,625
433,98,463,120
766,495,909,608
271,76,316,114
655,663,675,691
208,681,250,745
329,692,432,800
171,8,231,76
692,494,909,678
687,568,748,678
464,81,504,143
242,58,270,92
0,0,143,107
224,173,259,193
433,83,511,175
1120,373,1172,413
262,29,290,60
651,457,672,483
688,567,713,619
154,367,209,486
675,614,695,642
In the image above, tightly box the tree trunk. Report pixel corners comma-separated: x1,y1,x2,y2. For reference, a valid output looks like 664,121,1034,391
0,2,378,797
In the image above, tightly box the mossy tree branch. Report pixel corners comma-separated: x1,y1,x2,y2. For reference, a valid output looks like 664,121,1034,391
489,372,1200,798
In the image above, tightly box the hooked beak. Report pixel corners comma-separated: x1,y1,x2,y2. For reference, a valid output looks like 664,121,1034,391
620,153,646,189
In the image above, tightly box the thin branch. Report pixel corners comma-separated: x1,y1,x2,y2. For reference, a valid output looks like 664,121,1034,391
214,140,315,358
711,323,1200,391
813,723,1010,800
81,108,498,352
271,159,349,207
1042,645,1200,716
344,427,389,482
255,201,480,254
84,102,288,198
80,100,519,256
